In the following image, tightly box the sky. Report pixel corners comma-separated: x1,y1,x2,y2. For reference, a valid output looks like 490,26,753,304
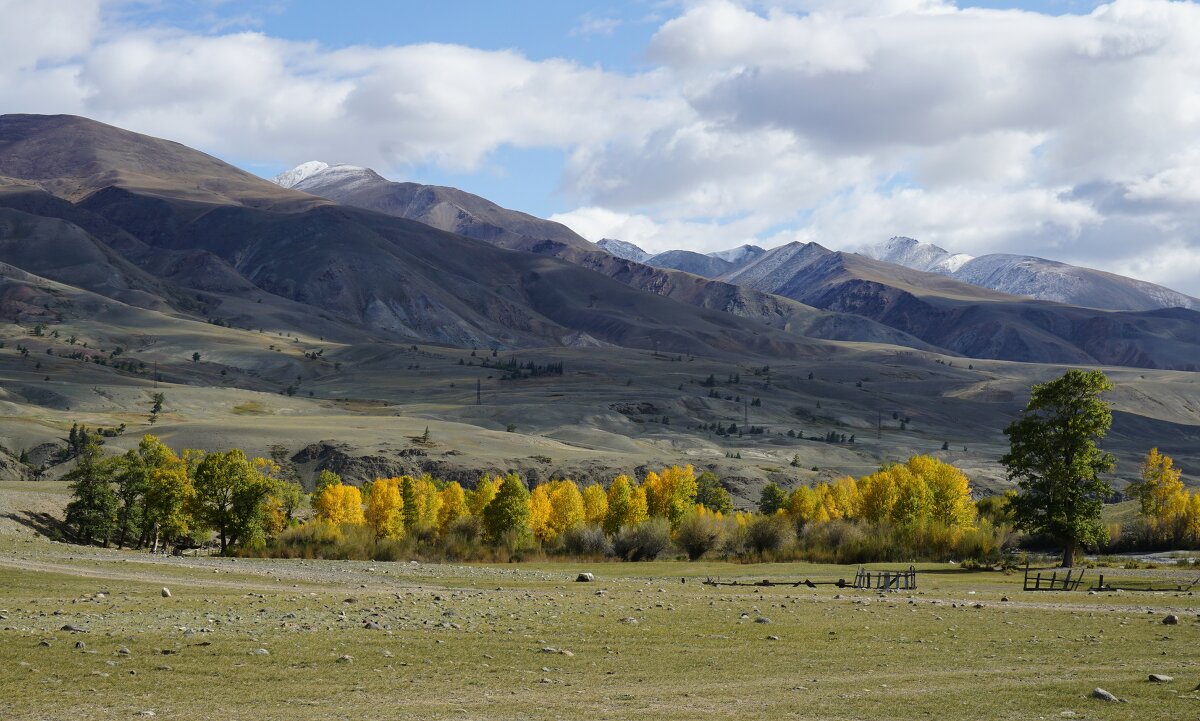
2,0,1200,293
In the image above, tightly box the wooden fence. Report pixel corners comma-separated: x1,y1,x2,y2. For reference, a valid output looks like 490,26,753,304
853,566,917,591
1022,562,1086,591
702,567,917,591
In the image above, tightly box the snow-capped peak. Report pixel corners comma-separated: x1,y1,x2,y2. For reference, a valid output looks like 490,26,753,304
707,244,765,265
861,236,974,275
597,238,650,263
272,161,329,189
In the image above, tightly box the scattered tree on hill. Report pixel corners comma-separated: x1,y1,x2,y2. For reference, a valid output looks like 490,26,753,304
1002,369,1115,567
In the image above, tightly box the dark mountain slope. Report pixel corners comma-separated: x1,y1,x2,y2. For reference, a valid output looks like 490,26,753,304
275,161,932,349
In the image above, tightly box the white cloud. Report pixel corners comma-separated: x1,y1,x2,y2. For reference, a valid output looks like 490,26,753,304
4,0,1200,294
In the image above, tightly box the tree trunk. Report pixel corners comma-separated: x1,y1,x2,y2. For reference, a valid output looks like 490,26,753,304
1061,538,1078,568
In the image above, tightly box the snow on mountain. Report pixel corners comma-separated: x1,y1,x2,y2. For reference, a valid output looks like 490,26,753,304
861,236,1200,311
597,238,650,263
707,244,765,266
862,236,973,274
272,161,381,194
272,161,329,189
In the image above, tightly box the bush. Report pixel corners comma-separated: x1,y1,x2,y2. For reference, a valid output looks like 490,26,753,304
560,524,613,557
613,519,672,561
745,514,794,558
675,511,725,561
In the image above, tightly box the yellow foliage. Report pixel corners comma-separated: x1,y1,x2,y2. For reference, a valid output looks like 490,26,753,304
581,484,608,526
313,482,364,526
530,480,586,542
364,477,404,539
630,485,650,526
1128,448,1188,542
642,465,698,528
529,483,554,542
908,455,975,529
437,482,469,533
468,475,499,516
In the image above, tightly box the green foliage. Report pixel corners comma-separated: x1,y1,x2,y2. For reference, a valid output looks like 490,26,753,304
758,482,787,515
1002,369,1116,567
314,469,341,493
675,509,724,561
612,518,672,561
695,471,733,514
63,441,117,545
191,449,273,554
482,473,531,544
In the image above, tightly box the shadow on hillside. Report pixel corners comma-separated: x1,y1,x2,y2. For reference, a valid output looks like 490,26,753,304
3,510,71,540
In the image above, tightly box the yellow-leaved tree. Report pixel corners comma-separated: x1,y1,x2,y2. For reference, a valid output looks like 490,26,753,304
437,482,469,533
468,474,499,516
364,477,404,539
581,483,608,526
313,482,364,526
604,475,647,535
908,455,975,531
1127,448,1188,544
642,465,698,529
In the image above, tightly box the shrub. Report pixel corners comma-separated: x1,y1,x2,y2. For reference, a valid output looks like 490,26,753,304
675,510,725,560
613,519,672,561
560,524,613,557
745,514,794,558
442,515,484,561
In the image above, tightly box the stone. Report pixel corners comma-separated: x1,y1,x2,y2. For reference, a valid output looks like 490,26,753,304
60,624,88,633
767,635,781,641
252,648,270,655
1163,614,1179,625
576,573,594,583
363,621,383,630
1091,688,1120,702
117,647,131,656
755,617,771,624
336,654,353,663
1148,674,1174,683
620,617,638,625
160,588,171,598
75,641,86,649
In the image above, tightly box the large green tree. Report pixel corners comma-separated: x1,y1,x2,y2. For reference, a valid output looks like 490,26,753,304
191,449,272,554
63,437,117,546
1001,369,1116,567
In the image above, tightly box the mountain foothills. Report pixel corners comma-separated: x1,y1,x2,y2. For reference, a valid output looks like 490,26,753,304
0,114,1198,503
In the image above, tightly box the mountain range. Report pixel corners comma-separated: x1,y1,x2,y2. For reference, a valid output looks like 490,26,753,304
274,158,1200,371
2,114,1200,492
